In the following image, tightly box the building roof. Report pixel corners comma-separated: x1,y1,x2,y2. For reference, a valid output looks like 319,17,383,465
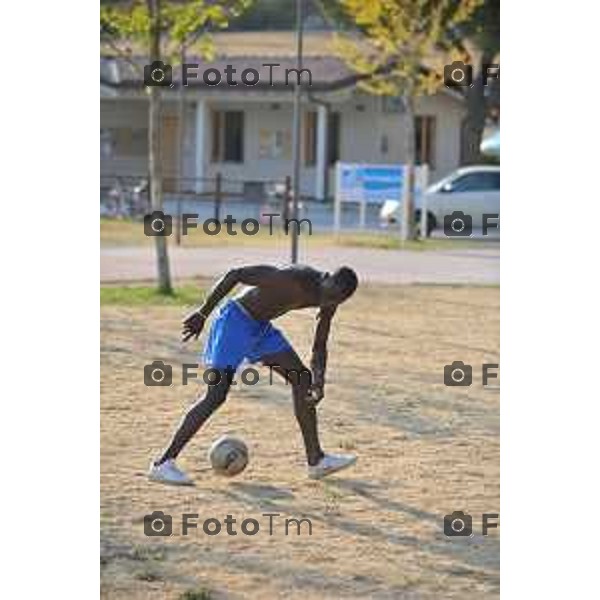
101,56,359,92
209,31,343,58
100,31,464,98
101,31,343,60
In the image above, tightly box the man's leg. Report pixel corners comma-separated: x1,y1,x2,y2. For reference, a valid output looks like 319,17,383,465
262,349,324,466
157,369,232,464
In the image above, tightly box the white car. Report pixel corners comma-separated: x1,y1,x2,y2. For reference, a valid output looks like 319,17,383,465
380,165,500,236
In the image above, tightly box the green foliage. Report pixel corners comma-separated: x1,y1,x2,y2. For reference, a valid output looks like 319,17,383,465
457,0,499,56
227,0,353,31
101,0,252,63
336,0,482,97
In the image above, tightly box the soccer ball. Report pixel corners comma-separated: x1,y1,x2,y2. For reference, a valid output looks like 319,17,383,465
208,435,249,476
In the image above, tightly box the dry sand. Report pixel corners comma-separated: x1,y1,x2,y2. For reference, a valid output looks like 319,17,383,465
101,284,499,599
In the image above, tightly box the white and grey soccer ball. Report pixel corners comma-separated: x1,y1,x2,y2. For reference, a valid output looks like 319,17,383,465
208,435,249,476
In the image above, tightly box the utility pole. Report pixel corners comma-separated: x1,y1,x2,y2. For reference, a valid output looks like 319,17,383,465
290,0,304,263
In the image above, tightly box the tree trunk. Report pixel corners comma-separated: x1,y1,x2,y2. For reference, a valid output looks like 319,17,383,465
460,51,495,165
148,0,172,294
174,44,186,246
401,94,417,241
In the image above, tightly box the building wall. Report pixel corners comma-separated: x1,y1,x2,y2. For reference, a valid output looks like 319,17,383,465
101,99,148,178
200,92,465,194
200,99,319,192
100,90,465,195
100,99,197,181
413,93,465,181
334,92,465,181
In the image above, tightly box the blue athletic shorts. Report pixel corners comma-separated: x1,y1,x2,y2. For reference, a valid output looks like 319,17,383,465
202,299,292,370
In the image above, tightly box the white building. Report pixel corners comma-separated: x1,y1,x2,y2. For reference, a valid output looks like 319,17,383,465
100,32,466,200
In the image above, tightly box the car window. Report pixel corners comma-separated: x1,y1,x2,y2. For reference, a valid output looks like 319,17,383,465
451,172,500,192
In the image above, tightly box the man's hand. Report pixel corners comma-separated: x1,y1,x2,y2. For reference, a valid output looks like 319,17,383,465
307,372,325,405
182,310,206,342
308,382,324,405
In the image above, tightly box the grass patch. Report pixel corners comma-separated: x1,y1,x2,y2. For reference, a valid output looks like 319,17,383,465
335,233,485,251
101,218,493,251
100,285,205,306
322,482,344,515
134,566,163,582
179,589,213,600
101,217,317,248
338,438,357,451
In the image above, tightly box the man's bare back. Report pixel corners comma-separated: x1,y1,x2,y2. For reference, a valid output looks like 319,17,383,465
235,265,324,321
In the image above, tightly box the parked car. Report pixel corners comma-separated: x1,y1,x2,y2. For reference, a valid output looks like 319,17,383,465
380,165,500,236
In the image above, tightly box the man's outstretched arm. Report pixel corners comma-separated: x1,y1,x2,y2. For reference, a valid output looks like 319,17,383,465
182,265,290,341
309,305,336,403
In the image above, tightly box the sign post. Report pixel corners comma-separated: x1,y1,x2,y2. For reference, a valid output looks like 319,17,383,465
334,163,428,232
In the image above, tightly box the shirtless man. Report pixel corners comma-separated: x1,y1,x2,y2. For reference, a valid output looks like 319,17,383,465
148,264,358,485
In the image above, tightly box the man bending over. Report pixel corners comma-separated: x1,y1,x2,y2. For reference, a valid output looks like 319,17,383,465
149,264,358,485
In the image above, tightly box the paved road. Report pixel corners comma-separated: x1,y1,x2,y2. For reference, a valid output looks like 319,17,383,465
101,244,499,285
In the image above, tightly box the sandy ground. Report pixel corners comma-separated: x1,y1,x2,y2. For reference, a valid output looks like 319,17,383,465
101,284,499,599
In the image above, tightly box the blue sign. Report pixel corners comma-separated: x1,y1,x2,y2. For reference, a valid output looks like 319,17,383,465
337,163,426,205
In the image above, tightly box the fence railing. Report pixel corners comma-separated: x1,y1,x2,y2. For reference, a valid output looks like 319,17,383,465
101,173,298,244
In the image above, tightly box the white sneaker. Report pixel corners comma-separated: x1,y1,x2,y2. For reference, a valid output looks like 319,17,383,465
308,453,357,480
148,459,193,486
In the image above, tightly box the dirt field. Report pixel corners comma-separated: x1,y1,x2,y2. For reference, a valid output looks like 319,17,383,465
101,284,499,599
